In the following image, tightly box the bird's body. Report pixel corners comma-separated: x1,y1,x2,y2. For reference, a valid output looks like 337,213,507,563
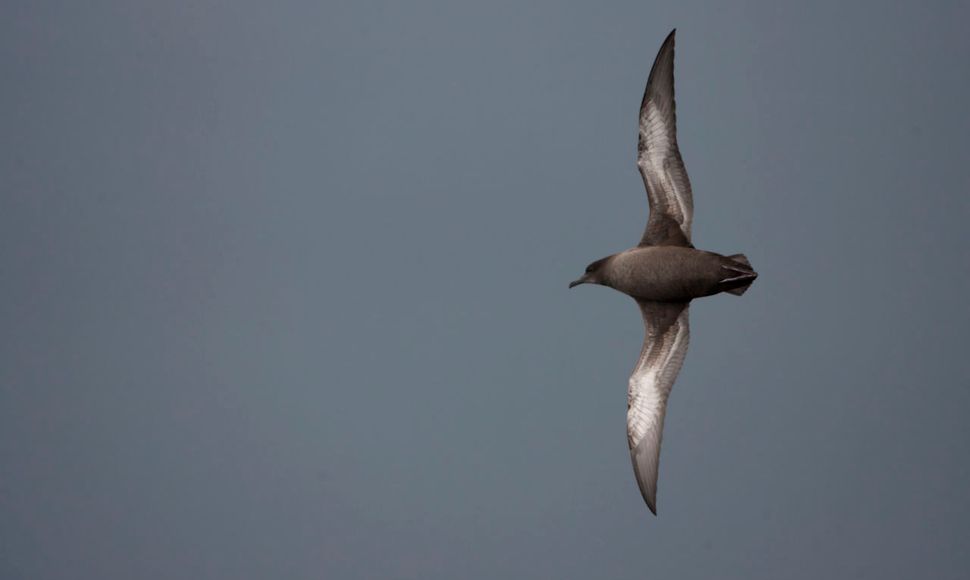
569,29,757,515
601,247,755,302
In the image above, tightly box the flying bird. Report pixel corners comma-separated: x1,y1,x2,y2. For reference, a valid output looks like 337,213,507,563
569,29,758,515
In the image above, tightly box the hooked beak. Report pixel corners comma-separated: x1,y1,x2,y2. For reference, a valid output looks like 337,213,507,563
568,275,589,289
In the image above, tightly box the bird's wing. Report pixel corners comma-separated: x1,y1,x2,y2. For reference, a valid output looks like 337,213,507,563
637,29,694,248
627,300,690,514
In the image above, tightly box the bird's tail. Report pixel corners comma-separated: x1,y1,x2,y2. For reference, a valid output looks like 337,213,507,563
721,254,757,296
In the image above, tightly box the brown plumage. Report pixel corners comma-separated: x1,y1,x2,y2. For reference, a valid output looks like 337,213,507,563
569,29,757,515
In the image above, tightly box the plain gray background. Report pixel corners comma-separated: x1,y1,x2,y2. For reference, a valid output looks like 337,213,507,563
2,1,969,578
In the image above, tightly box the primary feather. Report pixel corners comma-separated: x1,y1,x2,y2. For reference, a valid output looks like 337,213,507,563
637,30,694,248
627,301,690,514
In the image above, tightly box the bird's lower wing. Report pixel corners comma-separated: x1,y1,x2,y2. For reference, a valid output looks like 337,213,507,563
627,300,690,514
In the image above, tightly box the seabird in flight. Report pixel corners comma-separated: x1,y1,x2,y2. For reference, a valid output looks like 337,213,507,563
569,29,758,515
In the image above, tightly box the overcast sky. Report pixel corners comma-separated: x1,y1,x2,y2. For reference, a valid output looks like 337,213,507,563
2,1,969,578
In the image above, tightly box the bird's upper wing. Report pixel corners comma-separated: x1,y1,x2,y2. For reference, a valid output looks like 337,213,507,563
637,29,694,248
627,300,690,514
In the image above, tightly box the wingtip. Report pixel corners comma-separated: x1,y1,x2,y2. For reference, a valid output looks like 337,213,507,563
634,461,660,515
641,484,658,515
664,28,677,46
642,29,678,110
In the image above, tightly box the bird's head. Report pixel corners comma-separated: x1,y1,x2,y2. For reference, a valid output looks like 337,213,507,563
569,256,612,288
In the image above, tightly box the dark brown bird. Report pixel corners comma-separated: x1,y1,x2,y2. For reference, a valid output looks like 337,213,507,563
569,29,757,515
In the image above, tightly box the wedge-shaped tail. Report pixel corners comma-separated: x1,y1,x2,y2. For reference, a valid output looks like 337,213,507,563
721,254,757,296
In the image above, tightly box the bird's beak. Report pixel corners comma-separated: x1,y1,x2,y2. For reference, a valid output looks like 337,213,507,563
568,275,588,289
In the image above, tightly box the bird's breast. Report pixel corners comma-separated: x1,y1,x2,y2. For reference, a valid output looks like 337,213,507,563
608,247,725,301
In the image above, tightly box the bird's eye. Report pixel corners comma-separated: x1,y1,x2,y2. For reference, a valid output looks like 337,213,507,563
585,265,595,273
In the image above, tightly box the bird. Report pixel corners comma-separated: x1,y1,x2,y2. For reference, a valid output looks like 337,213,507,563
569,29,758,515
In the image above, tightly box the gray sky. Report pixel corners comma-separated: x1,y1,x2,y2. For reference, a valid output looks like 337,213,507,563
2,1,969,578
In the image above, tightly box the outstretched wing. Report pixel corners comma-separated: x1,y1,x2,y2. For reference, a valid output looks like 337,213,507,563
627,300,690,514
637,29,694,247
